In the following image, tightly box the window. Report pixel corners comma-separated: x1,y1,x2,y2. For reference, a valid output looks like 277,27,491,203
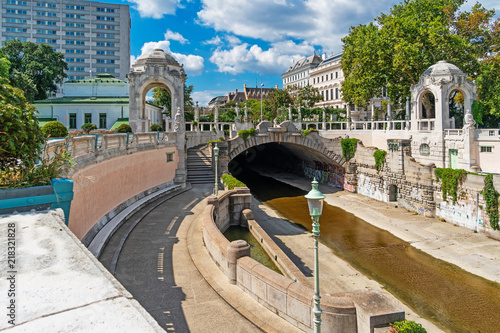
66,58,75,62
66,31,74,36
7,18,27,23
7,0,27,4
37,29,57,35
76,49,84,54
76,41,85,45
335,88,339,100
6,28,27,33
96,42,114,47
65,14,85,19
84,113,92,124
335,72,338,78
96,24,115,30
480,146,493,153
76,76,85,80
97,33,114,38
76,32,84,36
69,113,77,129
97,7,115,12
37,20,56,25
6,37,27,41
96,68,114,73
36,11,57,16
75,67,85,72
99,113,107,129
96,59,115,64
76,58,84,63
37,2,56,7
66,5,84,10
166,152,174,163
96,16,115,21
7,9,27,14
419,144,430,156
66,49,75,53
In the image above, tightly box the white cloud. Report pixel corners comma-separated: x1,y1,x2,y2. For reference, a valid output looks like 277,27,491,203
209,40,314,75
130,55,137,68
128,0,182,19
172,52,205,75
198,0,400,51
164,29,189,44
226,35,241,46
203,36,222,45
136,38,205,76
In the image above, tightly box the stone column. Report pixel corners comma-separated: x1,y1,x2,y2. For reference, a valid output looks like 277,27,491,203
406,97,410,130
195,101,199,122
174,107,187,186
322,108,326,130
288,106,292,121
227,240,250,284
346,104,351,131
387,100,392,130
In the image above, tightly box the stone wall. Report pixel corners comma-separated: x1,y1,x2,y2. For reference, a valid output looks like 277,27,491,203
202,188,405,333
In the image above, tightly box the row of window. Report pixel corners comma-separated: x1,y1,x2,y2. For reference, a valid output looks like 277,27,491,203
320,88,340,101
66,49,85,54
66,31,85,36
97,7,115,13
6,27,27,32
69,113,107,129
313,72,340,84
6,2,116,13
96,33,114,38
6,11,116,21
37,2,56,7
6,18,27,23
65,58,85,63
96,50,115,55
67,76,85,80
285,71,308,83
65,58,116,64
65,67,115,73
36,38,56,43
419,145,494,156
66,5,85,10
6,0,27,5
67,67,85,71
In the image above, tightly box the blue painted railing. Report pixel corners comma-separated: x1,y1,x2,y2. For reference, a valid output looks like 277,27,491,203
0,178,74,225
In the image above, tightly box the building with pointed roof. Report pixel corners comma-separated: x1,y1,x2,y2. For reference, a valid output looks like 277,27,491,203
281,54,323,91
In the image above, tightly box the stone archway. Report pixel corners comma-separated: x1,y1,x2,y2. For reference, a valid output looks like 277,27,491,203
128,49,186,133
410,60,476,132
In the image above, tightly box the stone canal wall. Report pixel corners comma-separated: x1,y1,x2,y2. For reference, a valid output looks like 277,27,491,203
301,138,500,237
203,188,404,333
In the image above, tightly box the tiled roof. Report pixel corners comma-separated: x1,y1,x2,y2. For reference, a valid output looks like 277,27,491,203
283,54,323,75
34,96,129,104
65,74,126,84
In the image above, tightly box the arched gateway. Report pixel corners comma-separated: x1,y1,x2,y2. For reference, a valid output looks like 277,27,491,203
128,48,186,133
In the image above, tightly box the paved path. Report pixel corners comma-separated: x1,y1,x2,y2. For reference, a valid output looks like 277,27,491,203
108,184,261,333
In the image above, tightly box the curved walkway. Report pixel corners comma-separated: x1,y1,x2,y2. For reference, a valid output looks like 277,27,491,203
103,184,261,332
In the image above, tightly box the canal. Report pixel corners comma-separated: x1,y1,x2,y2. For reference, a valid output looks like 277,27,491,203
233,166,500,333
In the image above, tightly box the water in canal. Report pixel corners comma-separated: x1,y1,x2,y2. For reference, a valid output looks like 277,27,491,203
224,226,282,275
234,167,500,333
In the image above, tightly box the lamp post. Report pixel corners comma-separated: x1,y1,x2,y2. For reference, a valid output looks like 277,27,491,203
214,143,219,196
260,80,264,122
305,178,325,333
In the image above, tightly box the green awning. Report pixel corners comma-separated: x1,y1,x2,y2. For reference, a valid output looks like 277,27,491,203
109,118,129,130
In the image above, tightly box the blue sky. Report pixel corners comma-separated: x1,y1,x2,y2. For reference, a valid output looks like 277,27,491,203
102,0,499,106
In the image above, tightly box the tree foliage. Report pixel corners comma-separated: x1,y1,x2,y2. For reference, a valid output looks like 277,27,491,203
476,53,500,118
341,0,498,106
289,85,323,108
0,40,67,101
0,55,45,170
152,83,195,116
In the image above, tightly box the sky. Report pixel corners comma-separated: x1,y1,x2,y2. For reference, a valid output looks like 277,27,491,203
101,0,499,106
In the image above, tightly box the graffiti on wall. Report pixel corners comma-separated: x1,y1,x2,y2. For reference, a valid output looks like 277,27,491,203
437,200,483,230
357,173,384,201
303,160,345,189
400,199,433,216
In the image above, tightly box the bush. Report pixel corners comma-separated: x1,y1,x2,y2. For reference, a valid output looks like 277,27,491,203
81,123,97,134
0,82,45,170
150,124,162,131
374,150,387,171
391,320,427,333
237,128,256,141
221,174,246,190
116,124,132,133
341,138,359,161
42,121,68,138
302,128,318,137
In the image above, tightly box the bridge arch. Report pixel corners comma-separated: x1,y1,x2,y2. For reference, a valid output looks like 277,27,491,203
224,121,346,184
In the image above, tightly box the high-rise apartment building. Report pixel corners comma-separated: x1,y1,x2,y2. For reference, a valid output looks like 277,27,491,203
0,0,130,81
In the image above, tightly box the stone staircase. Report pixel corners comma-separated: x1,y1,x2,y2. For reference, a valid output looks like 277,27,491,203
187,145,215,184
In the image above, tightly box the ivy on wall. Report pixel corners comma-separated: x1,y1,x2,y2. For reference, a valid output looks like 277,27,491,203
374,150,387,171
434,168,467,204
481,174,499,230
341,138,359,161
237,128,256,142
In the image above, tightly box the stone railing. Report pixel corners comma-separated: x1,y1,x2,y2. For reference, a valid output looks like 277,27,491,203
202,188,404,333
42,132,176,173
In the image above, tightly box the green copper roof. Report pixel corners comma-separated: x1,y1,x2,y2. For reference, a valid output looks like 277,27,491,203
65,74,126,84
34,96,129,104
110,118,129,130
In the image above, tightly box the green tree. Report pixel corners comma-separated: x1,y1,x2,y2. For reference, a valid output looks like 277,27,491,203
476,53,500,118
0,40,67,101
341,0,498,106
0,55,45,169
152,83,195,116
290,85,323,108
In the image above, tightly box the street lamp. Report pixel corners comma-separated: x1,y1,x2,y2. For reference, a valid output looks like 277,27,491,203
214,143,219,196
305,178,325,333
260,80,264,122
